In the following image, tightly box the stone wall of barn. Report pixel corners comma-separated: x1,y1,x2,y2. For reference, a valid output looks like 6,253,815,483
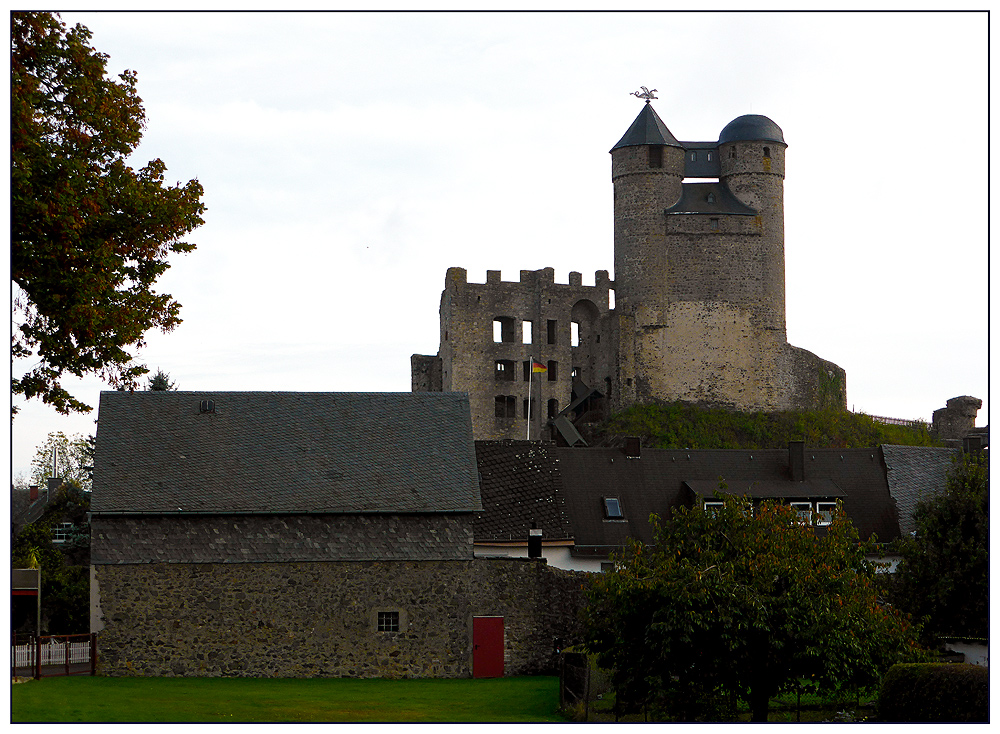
91,558,589,678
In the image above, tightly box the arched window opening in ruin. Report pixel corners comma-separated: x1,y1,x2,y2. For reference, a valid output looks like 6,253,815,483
548,399,559,418
547,361,558,381
495,360,515,381
522,320,532,345
493,316,516,343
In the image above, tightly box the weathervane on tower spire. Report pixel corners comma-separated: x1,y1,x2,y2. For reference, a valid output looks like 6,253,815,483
631,86,657,104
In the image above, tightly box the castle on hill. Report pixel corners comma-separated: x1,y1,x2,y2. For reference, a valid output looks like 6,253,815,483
412,100,846,441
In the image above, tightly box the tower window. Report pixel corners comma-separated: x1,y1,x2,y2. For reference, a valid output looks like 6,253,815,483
763,146,771,158
547,398,559,418
730,146,736,159
547,361,558,381
571,322,580,347
522,397,535,419
649,145,663,168
495,360,515,381
522,320,532,344
493,317,515,343
495,395,516,418
377,611,400,632
547,319,557,345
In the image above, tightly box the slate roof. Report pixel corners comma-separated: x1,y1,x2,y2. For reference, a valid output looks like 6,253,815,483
882,445,960,536
664,181,758,216
474,441,573,542
718,114,785,144
92,391,482,515
611,103,683,151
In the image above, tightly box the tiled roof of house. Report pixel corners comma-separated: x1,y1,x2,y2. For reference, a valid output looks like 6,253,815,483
92,391,482,515
474,441,573,542
472,444,902,557
882,445,960,536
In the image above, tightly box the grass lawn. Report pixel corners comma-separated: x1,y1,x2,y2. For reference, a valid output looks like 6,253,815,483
11,675,567,723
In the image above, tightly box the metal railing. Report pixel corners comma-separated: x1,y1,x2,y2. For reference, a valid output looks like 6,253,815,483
11,633,96,678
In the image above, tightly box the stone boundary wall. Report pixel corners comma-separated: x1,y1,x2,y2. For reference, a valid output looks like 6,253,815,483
92,558,589,678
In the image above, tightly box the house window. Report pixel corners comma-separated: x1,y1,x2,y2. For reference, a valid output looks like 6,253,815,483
52,522,74,544
790,502,813,525
603,497,624,519
600,562,615,573
730,145,736,159
495,395,516,419
377,611,399,632
547,361,558,381
547,319,557,345
816,502,837,527
494,360,515,381
703,501,724,515
710,218,719,230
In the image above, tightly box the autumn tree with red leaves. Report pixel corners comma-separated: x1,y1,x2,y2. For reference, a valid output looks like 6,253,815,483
12,12,205,415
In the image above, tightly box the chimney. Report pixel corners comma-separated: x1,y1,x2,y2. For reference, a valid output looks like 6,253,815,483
623,436,641,458
528,522,543,559
789,441,805,482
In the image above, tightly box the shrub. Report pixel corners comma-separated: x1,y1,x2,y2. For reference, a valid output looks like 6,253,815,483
879,663,988,722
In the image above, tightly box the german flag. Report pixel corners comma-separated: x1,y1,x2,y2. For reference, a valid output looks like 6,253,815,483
532,361,547,373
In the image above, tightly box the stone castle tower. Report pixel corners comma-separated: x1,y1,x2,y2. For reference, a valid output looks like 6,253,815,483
413,102,846,441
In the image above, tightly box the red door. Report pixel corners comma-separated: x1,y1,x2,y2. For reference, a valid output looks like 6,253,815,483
473,616,504,678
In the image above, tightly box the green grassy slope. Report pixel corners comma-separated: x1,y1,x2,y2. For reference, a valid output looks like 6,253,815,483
597,402,941,450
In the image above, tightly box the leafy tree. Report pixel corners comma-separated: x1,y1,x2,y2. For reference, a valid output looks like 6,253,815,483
11,11,205,416
146,368,177,391
583,495,924,722
887,453,988,644
29,431,94,492
12,483,91,634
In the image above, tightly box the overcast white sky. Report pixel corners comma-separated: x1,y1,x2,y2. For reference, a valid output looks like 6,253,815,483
9,10,990,479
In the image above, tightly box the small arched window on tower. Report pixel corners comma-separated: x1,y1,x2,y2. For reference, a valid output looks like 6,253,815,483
763,146,771,158
730,145,737,159
648,145,663,168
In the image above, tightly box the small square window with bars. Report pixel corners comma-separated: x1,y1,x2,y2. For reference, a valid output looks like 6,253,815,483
377,611,399,632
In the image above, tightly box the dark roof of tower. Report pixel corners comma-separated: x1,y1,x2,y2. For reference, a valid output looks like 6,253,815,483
718,114,786,145
611,103,683,152
92,391,482,515
664,181,758,216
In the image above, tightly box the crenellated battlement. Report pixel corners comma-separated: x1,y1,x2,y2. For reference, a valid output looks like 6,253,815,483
446,267,613,291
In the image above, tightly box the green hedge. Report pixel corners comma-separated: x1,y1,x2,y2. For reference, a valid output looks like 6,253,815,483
879,663,988,722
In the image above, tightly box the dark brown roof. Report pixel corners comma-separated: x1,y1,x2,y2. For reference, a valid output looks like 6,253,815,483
473,441,573,542
473,443,903,556
93,391,482,515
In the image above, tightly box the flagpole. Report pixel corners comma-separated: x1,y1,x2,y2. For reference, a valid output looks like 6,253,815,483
526,355,532,440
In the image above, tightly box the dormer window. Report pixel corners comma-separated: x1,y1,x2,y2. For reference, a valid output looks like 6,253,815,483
603,497,624,519
706,193,716,204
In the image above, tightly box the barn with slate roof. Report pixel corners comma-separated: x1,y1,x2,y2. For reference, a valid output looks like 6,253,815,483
91,391,587,678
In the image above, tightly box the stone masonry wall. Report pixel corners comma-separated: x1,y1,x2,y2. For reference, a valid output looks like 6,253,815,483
92,558,589,678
